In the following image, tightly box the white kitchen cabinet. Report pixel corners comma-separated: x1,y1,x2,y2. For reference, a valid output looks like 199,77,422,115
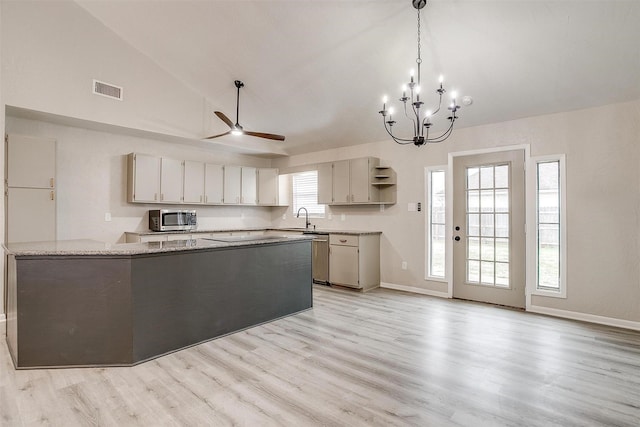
6,134,57,243
316,157,395,205
241,167,257,205
317,162,333,205
183,160,205,204
223,165,242,204
160,157,183,203
204,163,224,204
329,233,380,291
257,168,279,206
127,153,160,203
7,187,56,243
7,134,56,189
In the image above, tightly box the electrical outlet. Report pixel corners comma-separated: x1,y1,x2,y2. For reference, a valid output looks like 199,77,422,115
104,212,112,222
401,261,408,270
341,214,346,221
380,204,385,212
282,214,286,220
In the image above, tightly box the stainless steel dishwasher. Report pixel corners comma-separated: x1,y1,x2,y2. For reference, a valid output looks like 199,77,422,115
312,234,329,284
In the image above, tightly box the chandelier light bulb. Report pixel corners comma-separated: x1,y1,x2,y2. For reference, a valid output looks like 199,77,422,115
415,86,421,94
426,110,432,117
382,95,388,103
451,91,457,100
389,107,395,115
439,75,444,84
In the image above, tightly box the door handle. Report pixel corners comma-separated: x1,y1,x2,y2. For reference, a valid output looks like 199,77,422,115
454,236,461,241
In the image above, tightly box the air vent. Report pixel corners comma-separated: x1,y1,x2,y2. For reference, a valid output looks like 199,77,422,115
92,79,123,101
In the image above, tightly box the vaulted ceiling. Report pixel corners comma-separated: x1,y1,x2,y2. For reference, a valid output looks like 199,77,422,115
75,0,640,156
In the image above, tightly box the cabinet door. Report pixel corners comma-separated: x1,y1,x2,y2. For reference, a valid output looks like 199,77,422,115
241,167,257,205
329,245,359,287
7,188,56,243
183,161,205,204
7,134,56,189
317,162,333,204
204,164,224,204
332,160,350,204
160,158,184,203
257,168,278,205
132,153,161,202
223,165,242,204
350,157,371,203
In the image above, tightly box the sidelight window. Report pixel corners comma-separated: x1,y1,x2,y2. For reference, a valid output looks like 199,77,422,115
426,167,446,280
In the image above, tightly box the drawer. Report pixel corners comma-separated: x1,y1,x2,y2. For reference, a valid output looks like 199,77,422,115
330,234,359,246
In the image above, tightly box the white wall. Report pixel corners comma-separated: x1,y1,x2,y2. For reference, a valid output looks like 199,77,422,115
0,2,5,326
5,117,273,244
273,100,640,324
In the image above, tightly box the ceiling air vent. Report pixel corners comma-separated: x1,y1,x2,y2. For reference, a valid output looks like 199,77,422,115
92,79,123,101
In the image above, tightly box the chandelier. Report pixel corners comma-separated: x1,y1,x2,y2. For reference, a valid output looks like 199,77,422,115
379,0,462,146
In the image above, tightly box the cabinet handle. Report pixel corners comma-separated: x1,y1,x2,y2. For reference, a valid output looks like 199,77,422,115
154,193,158,201
200,195,203,203
205,195,208,203
50,191,54,201
340,239,347,243
50,178,55,188
161,193,164,201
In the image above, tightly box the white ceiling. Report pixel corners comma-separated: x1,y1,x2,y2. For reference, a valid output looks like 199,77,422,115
75,0,640,156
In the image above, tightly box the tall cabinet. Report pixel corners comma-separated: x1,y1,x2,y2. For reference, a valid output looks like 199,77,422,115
6,134,56,243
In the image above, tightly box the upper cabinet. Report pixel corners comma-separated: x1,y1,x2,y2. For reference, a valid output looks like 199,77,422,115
241,167,257,205
160,157,183,203
128,153,161,203
204,163,224,204
127,153,283,206
317,157,396,205
257,168,279,206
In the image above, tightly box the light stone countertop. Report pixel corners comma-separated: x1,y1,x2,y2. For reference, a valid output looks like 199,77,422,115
4,235,314,257
126,227,382,236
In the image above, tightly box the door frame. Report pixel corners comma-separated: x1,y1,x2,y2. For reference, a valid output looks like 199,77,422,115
446,144,532,309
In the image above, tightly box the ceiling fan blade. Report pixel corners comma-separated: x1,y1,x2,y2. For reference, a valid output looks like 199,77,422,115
214,111,234,129
244,130,286,141
203,130,231,140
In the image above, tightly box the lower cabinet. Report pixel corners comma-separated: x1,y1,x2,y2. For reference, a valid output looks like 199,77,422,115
329,233,380,291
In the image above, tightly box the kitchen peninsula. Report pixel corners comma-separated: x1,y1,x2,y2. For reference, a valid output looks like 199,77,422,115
5,236,312,369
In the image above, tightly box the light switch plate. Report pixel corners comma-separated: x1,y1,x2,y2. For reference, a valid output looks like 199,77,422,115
104,212,112,222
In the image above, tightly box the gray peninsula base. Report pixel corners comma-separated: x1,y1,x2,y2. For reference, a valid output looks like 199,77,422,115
6,240,312,369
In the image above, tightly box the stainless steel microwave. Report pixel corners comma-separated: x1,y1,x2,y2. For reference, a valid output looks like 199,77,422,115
149,209,197,231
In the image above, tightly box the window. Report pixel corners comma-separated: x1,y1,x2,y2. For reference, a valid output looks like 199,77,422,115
426,167,446,279
292,171,325,217
530,155,566,297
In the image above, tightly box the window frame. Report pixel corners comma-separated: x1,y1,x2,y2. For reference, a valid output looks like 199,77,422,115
527,154,567,298
425,165,448,282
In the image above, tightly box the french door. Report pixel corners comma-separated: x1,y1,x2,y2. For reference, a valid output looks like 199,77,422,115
452,150,526,308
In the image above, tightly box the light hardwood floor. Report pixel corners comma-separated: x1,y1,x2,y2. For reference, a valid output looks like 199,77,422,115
1,285,639,426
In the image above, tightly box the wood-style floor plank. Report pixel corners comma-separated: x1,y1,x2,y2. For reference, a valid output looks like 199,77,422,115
1,285,640,426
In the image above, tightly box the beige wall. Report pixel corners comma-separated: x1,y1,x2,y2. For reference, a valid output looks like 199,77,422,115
273,100,640,324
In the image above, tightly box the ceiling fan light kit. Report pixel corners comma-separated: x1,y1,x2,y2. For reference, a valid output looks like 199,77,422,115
379,0,464,147
205,80,285,142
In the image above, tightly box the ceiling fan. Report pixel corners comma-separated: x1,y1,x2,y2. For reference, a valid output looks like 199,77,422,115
204,80,285,142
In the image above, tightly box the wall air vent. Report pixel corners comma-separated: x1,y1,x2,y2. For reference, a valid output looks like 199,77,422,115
92,79,123,101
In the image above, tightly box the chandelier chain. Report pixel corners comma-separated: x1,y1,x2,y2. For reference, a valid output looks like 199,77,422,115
416,9,422,65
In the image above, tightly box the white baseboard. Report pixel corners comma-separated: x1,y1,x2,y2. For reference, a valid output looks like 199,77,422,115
380,282,450,298
380,283,640,332
529,304,640,331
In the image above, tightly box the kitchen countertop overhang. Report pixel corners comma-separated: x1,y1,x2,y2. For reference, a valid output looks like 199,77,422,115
4,234,314,257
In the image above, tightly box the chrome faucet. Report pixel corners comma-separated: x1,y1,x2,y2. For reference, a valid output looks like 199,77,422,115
296,207,311,229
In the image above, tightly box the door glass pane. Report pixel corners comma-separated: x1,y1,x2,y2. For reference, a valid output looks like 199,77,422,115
465,163,511,288
468,190,480,213
480,167,493,189
467,168,479,189
468,214,480,236
495,165,509,188
537,161,561,291
431,224,446,277
480,190,494,212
